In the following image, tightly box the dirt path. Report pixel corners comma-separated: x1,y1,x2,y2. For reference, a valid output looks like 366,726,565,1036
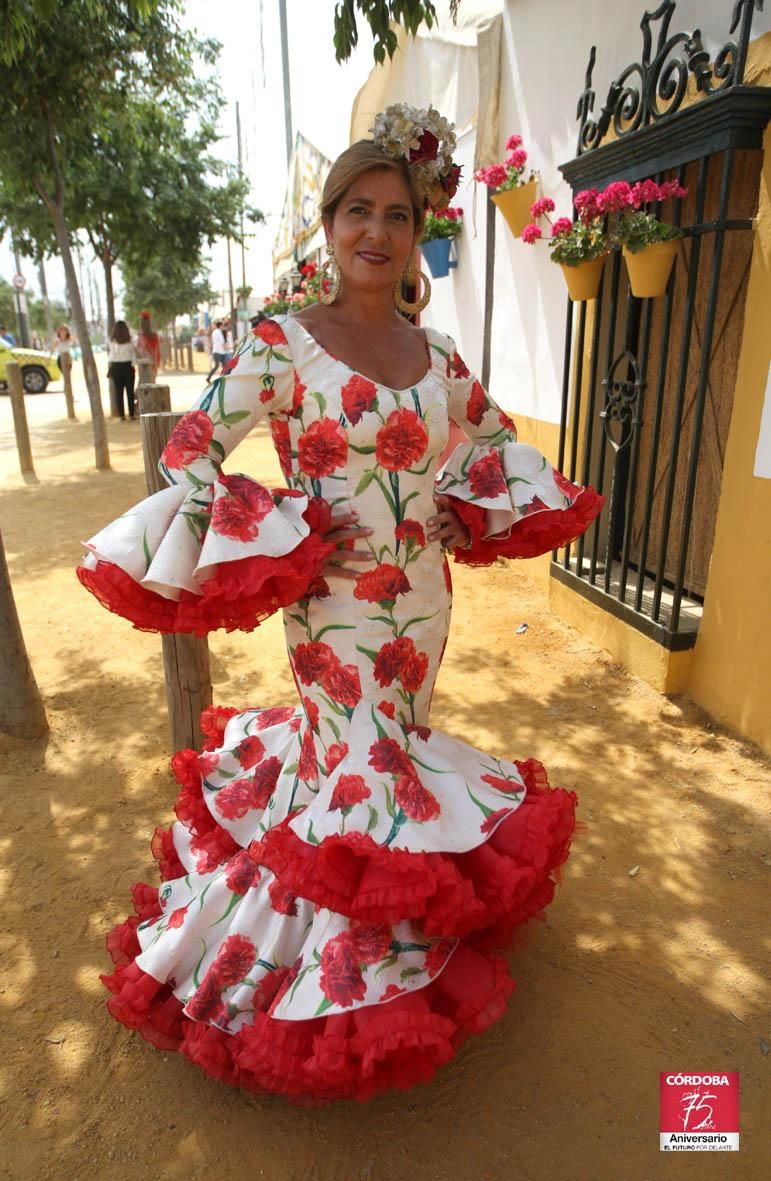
1,367,769,1180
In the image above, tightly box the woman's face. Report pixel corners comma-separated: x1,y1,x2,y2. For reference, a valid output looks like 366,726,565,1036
57,327,69,339
329,168,418,297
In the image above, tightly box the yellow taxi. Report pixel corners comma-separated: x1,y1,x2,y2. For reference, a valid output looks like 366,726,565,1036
0,338,61,392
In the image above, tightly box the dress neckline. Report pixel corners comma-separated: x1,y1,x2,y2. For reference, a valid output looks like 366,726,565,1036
287,314,435,395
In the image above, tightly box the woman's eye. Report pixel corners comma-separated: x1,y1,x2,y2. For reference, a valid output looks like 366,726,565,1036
390,212,408,221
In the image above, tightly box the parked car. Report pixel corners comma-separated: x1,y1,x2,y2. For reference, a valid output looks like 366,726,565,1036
0,339,61,393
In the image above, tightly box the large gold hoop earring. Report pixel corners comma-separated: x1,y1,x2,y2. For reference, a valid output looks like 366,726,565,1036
394,265,431,315
319,242,341,305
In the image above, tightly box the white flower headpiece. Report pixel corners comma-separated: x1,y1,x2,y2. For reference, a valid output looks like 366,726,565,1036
369,103,461,212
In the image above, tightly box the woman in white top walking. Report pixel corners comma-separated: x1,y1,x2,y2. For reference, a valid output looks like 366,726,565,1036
108,321,137,419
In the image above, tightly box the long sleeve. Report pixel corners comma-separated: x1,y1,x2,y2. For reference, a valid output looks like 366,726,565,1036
435,336,604,565
78,318,335,634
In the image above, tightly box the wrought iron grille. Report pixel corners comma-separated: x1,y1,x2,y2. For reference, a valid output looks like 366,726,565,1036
552,0,771,650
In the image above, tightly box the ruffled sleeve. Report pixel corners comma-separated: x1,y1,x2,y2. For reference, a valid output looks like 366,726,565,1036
77,318,336,634
434,336,604,565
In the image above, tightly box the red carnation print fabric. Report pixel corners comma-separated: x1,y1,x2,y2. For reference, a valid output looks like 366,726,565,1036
341,374,378,424
297,417,347,479
83,313,601,1101
375,408,429,472
161,410,214,471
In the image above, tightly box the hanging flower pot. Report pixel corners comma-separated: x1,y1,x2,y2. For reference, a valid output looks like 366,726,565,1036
421,236,457,279
622,240,679,298
492,179,539,238
559,256,606,302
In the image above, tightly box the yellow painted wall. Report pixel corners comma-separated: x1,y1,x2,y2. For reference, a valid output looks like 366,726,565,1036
531,35,771,755
686,39,771,755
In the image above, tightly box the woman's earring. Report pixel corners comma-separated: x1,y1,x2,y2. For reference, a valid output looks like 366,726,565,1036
394,264,431,315
319,242,341,305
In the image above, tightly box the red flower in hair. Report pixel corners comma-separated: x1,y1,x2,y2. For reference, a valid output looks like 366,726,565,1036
410,129,439,164
297,417,347,478
468,452,507,498
394,773,441,822
329,773,371,811
319,933,366,1007
342,375,378,424
353,563,411,604
255,320,287,346
161,410,214,470
375,408,428,472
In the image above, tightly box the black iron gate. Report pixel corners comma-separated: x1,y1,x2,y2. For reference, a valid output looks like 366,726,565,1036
551,0,771,650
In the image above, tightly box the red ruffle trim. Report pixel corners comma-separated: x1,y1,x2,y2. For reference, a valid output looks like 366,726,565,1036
253,761,577,944
448,486,604,566
101,905,515,1105
77,498,336,635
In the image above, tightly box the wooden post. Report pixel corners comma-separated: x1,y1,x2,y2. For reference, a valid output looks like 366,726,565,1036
186,341,194,371
59,353,76,419
137,358,153,386
108,373,120,418
0,530,48,738
136,382,171,419
7,364,35,477
141,411,211,750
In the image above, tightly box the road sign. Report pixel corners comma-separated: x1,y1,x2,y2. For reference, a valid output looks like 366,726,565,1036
12,273,26,290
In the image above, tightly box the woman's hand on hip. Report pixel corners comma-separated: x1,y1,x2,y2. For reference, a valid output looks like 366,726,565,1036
322,511,373,580
428,494,471,550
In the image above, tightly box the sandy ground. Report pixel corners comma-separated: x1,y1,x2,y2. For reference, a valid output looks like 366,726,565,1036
1,360,769,1181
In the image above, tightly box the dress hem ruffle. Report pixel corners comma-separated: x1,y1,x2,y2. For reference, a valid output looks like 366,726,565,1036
448,487,605,566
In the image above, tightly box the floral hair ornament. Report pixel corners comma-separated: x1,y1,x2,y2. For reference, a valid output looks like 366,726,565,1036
369,103,461,212
140,310,152,320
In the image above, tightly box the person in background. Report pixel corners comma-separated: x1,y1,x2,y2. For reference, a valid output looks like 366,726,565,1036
206,319,227,381
135,311,160,382
49,324,76,372
0,324,17,346
108,320,137,420
30,331,43,351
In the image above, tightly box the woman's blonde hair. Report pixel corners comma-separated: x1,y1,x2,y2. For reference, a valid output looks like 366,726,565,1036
321,141,424,233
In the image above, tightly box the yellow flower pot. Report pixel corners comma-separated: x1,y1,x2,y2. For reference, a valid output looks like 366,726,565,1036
623,239,679,298
492,179,539,238
559,256,606,302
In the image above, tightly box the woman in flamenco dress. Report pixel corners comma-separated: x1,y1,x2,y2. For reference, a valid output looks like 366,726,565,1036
77,104,603,1105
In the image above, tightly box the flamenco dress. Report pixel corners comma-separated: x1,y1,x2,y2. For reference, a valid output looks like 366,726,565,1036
77,314,603,1104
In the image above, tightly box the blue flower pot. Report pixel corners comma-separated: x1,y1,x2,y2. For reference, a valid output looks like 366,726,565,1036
421,237,457,279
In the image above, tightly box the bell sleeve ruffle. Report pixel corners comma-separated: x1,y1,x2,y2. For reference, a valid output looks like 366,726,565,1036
77,481,335,635
78,316,335,634
434,333,604,565
435,442,604,566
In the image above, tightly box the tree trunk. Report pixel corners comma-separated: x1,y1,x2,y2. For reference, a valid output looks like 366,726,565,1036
0,530,48,739
102,254,116,337
50,203,110,469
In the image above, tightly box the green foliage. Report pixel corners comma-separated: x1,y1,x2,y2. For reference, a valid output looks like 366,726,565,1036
121,255,217,325
333,0,436,63
420,209,463,243
0,278,68,339
549,222,608,267
614,211,684,254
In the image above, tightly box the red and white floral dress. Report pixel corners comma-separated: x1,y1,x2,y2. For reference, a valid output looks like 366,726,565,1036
78,314,603,1105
